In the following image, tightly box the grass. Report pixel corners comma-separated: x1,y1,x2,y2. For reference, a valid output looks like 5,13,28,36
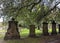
48,28,59,33
0,28,43,43
20,28,42,37
0,28,59,38
0,28,59,43
0,28,42,38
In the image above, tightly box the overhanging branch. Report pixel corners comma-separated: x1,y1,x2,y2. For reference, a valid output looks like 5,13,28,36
36,2,60,23
29,0,41,12
15,0,42,19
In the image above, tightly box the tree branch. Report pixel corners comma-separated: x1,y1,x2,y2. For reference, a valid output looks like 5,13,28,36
29,0,41,12
15,0,41,19
36,2,60,22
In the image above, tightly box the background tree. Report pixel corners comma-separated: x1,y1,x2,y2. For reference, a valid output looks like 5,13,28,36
0,0,60,27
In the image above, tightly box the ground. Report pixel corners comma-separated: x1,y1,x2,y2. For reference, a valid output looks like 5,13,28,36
0,35,60,43
0,28,60,43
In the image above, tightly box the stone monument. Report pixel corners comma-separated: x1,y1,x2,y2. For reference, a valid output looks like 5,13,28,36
58,24,60,33
4,18,20,40
51,21,57,35
29,25,36,37
43,22,49,35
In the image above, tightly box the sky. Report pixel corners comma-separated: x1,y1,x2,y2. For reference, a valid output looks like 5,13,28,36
0,17,3,22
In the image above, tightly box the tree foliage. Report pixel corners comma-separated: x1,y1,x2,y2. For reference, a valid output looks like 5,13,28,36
0,0,60,26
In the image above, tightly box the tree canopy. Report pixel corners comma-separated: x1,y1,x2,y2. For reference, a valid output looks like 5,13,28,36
0,0,60,26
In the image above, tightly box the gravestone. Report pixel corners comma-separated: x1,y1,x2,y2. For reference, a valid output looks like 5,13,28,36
43,22,49,35
4,18,20,40
29,25,36,37
58,24,60,33
38,26,40,30
51,21,57,35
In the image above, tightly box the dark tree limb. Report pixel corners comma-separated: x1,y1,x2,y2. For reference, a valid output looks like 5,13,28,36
36,2,60,23
29,0,41,12
15,0,42,19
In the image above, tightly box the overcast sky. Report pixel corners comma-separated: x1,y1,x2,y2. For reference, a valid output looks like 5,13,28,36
0,17,3,22
42,0,60,8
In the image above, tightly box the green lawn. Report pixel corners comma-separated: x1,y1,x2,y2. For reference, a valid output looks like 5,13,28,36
0,28,59,38
0,28,59,43
20,28,42,37
0,28,42,38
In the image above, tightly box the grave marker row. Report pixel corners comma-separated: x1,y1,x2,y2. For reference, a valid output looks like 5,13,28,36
4,18,60,40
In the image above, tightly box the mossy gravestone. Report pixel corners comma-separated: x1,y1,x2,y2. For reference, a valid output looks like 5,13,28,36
43,22,49,35
29,25,36,37
58,24,60,33
51,21,57,35
4,18,20,40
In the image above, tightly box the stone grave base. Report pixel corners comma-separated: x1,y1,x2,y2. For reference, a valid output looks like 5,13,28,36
4,29,20,40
